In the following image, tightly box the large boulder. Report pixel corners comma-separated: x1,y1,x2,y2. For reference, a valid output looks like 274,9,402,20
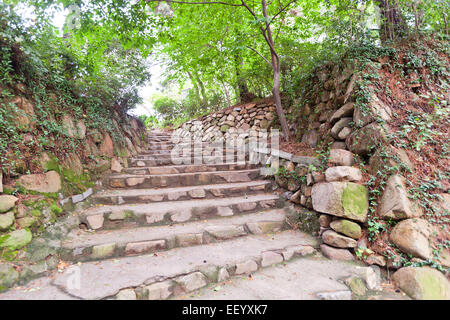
0,195,18,213
325,166,362,182
100,133,115,157
346,123,385,156
61,115,86,139
17,171,61,193
390,218,432,260
7,97,36,131
353,93,392,128
301,130,319,147
328,149,355,166
379,175,423,220
393,267,450,300
330,102,354,124
369,145,413,174
312,182,369,222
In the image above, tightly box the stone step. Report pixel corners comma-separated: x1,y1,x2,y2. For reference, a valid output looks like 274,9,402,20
129,156,253,167
93,181,271,205
145,142,274,151
62,209,288,262
80,194,282,230
124,162,257,175
51,231,319,300
148,138,172,143
133,149,248,160
106,169,262,189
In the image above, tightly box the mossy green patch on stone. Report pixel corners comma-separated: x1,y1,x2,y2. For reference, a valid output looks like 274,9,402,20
342,183,368,222
0,264,19,290
330,219,362,239
344,276,367,296
393,267,450,300
416,269,450,300
0,229,32,250
42,154,61,172
91,243,116,259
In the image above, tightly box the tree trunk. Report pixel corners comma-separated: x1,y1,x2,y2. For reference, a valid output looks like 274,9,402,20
187,71,202,104
261,0,289,141
271,56,289,141
378,0,407,43
233,51,252,103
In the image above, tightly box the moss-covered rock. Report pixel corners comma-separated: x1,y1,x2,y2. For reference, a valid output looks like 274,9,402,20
342,183,369,221
330,219,362,239
0,263,19,291
0,212,15,231
0,195,18,213
16,216,37,228
344,276,367,296
393,267,450,300
0,229,32,250
311,182,368,222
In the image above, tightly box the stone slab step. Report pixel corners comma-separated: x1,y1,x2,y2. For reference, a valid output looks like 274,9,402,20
51,231,319,300
93,181,271,205
129,156,251,167
62,209,288,262
135,148,251,158
145,142,273,151
140,149,250,157
124,162,257,175
80,194,282,230
106,169,262,189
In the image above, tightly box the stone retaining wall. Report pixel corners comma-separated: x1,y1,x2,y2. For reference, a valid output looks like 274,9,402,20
177,101,277,139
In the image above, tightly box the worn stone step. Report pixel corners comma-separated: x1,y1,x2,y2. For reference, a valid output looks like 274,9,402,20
42,231,318,300
140,148,250,157
137,147,251,157
129,156,253,167
106,169,262,189
62,209,288,262
145,142,273,151
148,138,172,143
93,181,271,205
80,194,282,230
125,162,256,175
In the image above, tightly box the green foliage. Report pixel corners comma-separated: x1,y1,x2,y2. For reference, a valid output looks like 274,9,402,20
0,3,150,174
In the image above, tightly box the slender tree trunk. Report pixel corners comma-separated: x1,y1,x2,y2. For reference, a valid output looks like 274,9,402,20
261,0,289,140
378,0,407,43
187,71,202,105
272,61,289,140
233,51,251,102
194,73,208,107
444,12,448,35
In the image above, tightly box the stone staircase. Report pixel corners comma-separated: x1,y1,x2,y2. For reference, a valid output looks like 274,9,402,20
0,129,408,301
43,129,318,299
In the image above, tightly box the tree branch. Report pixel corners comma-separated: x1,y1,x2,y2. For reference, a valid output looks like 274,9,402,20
246,45,272,67
264,0,296,31
146,0,243,7
239,0,277,55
